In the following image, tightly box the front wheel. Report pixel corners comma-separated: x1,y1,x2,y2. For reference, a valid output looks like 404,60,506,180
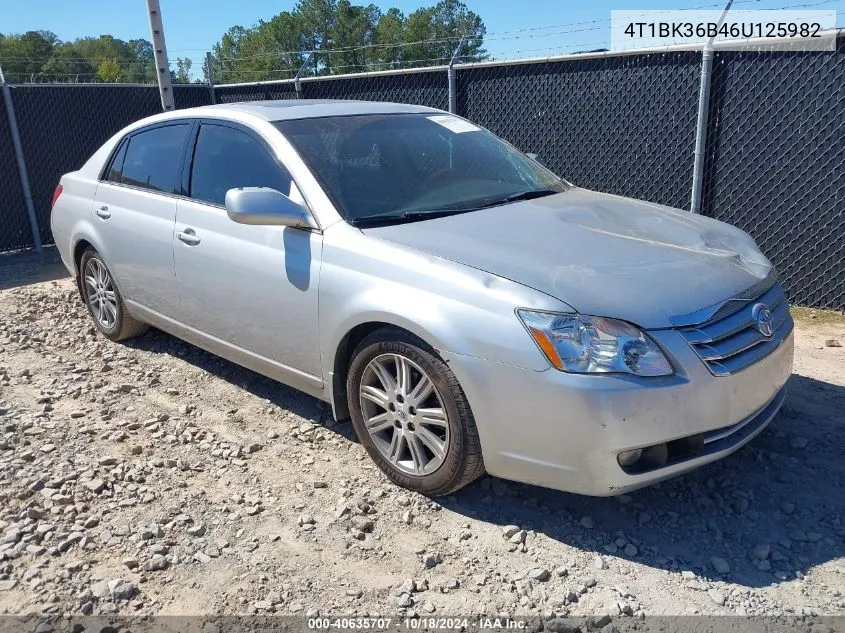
346,328,485,496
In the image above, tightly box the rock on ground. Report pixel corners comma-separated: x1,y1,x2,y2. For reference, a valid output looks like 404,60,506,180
0,267,842,618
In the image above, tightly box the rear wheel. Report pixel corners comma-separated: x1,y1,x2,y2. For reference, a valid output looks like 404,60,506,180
79,248,148,342
347,328,484,496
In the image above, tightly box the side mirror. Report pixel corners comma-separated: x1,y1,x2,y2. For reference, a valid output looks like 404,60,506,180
225,187,315,228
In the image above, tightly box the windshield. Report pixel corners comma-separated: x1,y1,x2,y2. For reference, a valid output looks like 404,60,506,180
274,113,569,226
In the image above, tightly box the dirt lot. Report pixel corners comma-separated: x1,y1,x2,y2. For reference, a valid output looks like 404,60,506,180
0,256,843,623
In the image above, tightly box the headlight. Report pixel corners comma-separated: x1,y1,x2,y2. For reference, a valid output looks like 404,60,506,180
516,310,673,376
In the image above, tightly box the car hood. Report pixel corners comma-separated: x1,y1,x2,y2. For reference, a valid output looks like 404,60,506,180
361,188,773,329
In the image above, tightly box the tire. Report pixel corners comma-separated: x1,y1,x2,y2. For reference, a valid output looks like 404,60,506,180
346,327,485,496
79,248,149,342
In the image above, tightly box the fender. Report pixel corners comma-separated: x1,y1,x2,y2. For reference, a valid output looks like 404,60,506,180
318,223,574,422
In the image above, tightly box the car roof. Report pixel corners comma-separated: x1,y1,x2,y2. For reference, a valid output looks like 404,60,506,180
171,99,443,122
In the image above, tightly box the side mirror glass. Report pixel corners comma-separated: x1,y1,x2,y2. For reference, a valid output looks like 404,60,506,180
225,187,315,228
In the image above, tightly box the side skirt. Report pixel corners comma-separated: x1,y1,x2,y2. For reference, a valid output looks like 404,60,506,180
126,300,327,402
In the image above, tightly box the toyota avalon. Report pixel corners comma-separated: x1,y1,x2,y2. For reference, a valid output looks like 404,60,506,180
51,100,794,496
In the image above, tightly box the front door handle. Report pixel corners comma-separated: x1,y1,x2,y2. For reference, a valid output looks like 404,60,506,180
177,229,201,246
96,205,111,219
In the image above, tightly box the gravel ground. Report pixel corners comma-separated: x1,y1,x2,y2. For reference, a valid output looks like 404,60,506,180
0,262,843,622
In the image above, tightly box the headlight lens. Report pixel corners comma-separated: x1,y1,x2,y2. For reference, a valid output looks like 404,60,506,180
517,310,673,376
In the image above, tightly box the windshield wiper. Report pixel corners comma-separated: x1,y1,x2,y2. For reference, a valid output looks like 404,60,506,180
471,188,560,210
350,208,471,228
350,189,562,227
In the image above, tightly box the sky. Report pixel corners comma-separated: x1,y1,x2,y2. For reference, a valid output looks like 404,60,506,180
2,0,843,77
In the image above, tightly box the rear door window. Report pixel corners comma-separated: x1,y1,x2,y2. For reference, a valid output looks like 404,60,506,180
120,124,190,194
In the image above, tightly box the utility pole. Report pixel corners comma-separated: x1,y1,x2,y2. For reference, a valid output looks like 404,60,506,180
205,52,216,104
146,0,175,112
690,0,734,213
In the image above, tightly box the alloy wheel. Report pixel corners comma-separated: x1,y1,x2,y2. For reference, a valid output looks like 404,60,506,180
359,353,450,476
83,257,118,330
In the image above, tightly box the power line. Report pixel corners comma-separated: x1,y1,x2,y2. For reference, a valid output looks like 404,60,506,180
323,55,453,73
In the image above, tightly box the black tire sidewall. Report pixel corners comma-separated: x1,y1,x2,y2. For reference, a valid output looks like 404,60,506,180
347,333,469,496
79,249,123,340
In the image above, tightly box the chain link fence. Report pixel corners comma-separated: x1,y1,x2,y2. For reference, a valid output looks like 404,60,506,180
703,37,845,309
0,94,29,252
457,52,703,212
216,82,296,103
0,37,842,310
173,84,214,110
300,69,448,109
5,84,213,245
10,86,161,246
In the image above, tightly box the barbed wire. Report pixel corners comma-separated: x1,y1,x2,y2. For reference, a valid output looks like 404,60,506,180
0,57,159,67
322,55,453,74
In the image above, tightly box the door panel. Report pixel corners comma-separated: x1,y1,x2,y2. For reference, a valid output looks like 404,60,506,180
173,121,322,378
173,199,323,377
92,122,190,317
93,183,178,316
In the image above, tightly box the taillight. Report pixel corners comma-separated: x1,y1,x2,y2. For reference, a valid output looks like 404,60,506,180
51,184,63,209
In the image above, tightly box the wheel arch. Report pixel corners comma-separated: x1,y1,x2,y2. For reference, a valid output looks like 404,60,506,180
73,238,94,274
330,318,446,422
69,226,120,298
69,219,108,277
71,237,99,298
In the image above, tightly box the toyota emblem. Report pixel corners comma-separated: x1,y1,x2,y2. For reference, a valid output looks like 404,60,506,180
751,303,774,338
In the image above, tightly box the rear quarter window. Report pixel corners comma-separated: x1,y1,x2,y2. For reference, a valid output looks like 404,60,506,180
105,139,128,183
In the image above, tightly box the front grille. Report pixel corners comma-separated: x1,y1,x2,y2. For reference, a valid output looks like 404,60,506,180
677,281,793,376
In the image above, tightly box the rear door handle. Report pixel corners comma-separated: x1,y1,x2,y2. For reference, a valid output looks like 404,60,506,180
96,205,111,219
177,229,201,246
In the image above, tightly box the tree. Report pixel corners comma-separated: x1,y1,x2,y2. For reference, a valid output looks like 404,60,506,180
97,58,122,82
174,57,192,83
126,39,155,83
0,1,487,84
0,30,58,81
212,25,251,83
41,45,95,82
375,8,404,68
402,0,486,67
296,0,337,74
327,1,380,73
0,31,157,83
206,0,486,81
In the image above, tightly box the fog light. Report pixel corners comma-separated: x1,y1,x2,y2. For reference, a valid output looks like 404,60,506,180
617,448,643,467
641,443,669,468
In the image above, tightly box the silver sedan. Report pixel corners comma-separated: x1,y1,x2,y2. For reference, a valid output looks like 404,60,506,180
51,100,793,496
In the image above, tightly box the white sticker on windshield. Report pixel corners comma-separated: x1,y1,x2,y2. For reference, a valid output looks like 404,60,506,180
427,115,481,133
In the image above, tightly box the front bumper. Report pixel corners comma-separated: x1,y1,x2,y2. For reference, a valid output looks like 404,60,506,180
442,326,794,496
